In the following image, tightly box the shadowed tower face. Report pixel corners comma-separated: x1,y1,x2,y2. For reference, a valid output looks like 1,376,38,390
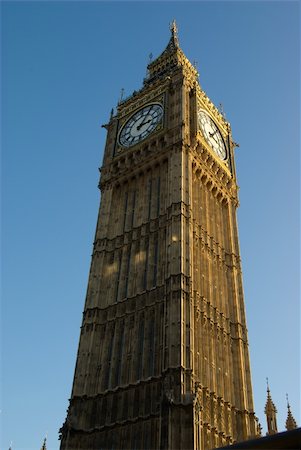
60,23,258,450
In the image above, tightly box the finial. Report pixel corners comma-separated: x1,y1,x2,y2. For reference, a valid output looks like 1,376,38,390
266,377,270,391
257,421,263,436
168,19,179,48
219,103,227,119
145,53,153,79
170,19,178,37
41,436,47,450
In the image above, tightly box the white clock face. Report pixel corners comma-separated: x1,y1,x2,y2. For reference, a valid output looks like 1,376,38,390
198,110,227,160
118,103,163,148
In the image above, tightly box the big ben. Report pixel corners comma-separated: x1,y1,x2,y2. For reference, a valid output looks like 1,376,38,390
60,22,258,450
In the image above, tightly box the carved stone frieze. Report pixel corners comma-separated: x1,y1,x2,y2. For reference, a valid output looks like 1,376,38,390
100,140,170,188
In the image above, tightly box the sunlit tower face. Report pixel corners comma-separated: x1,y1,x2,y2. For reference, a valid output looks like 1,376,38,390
60,23,258,450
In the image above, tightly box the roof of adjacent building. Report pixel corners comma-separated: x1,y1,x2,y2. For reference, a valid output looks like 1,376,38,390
216,427,301,450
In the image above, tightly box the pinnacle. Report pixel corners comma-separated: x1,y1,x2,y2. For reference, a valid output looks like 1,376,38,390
264,381,277,414
145,21,198,86
286,395,297,431
40,437,47,450
149,20,181,66
166,19,180,52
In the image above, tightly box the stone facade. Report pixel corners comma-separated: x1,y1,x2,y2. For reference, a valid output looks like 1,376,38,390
60,24,258,450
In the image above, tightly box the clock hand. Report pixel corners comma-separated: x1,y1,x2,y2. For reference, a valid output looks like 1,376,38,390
209,133,218,145
137,106,153,130
137,117,152,130
209,129,218,138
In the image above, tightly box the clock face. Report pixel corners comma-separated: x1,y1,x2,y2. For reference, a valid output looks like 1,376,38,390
198,110,227,160
118,103,163,148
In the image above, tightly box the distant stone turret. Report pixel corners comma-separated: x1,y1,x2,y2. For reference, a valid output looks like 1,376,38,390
285,394,297,431
264,379,278,435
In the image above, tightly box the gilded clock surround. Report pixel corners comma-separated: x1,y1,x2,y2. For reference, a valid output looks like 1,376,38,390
118,103,164,148
60,22,259,450
114,93,165,155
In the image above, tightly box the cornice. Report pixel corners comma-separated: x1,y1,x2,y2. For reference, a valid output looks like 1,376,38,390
99,136,174,190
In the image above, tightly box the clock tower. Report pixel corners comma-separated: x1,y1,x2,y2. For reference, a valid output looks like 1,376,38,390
60,22,258,450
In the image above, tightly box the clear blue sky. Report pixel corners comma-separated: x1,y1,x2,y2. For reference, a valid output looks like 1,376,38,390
2,1,300,449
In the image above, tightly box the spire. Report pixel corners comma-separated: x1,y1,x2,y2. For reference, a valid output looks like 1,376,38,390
264,378,278,435
285,394,297,431
144,20,198,86
168,19,179,50
152,19,180,61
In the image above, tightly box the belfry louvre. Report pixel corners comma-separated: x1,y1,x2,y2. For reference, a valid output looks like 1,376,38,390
60,23,259,450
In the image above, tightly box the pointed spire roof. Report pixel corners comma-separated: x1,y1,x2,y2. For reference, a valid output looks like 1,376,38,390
285,394,297,431
162,19,180,54
264,379,277,415
264,379,278,435
145,20,198,86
